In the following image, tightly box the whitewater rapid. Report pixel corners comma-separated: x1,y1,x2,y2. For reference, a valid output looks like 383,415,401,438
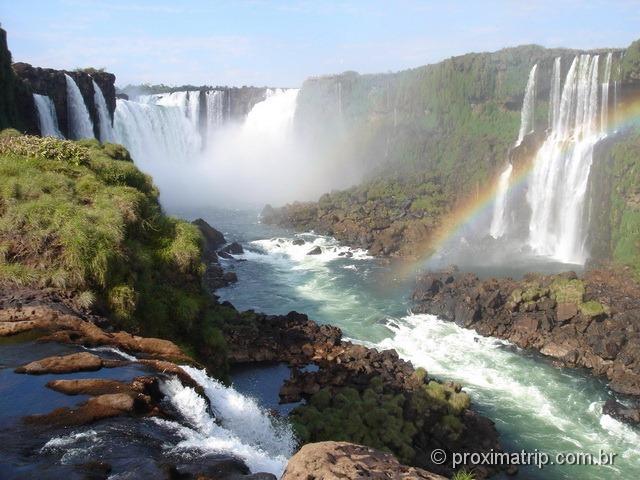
209,217,640,480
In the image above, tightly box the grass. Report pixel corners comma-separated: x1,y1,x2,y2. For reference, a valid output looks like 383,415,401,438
0,131,229,377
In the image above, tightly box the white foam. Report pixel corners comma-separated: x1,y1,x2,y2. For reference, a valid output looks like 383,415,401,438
246,234,370,267
159,375,293,476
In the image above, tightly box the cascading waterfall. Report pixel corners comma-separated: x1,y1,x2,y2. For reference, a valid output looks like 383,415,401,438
92,80,115,143
205,90,225,137
113,98,202,169
64,74,95,139
601,52,613,133
489,64,538,239
527,54,604,264
159,370,295,476
548,57,561,130
516,64,537,146
33,93,63,138
489,163,514,239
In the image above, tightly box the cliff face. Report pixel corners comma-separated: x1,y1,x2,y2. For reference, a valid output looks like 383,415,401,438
293,44,614,193
13,62,116,139
0,27,116,138
0,28,37,133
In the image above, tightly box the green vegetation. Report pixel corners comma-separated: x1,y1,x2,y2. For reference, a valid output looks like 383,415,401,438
0,132,228,376
290,376,471,464
549,278,585,305
452,471,475,480
607,129,640,275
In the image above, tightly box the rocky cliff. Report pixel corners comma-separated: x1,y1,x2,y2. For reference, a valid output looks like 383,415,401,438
13,62,116,139
0,27,116,138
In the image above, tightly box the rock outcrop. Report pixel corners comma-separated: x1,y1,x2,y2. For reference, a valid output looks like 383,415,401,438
282,442,447,480
412,266,640,402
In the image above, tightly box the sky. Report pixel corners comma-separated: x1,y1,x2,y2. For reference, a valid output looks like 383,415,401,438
1,0,639,88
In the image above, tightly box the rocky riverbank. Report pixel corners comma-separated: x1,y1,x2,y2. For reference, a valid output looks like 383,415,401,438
412,265,640,424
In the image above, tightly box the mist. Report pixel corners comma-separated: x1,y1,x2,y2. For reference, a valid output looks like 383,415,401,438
113,88,363,210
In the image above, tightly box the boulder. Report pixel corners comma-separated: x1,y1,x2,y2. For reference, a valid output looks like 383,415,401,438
15,352,103,374
602,399,640,425
292,238,305,245
220,242,244,255
282,442,446,479
556,302,578,322
307,246,322,255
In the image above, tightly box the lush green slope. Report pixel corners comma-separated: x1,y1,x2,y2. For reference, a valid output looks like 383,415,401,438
0,130,228,374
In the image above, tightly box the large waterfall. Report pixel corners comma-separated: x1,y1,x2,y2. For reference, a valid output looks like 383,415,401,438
113,88,309,206
64,74,95,139
92,80,115,143
33,93,63,138
527,54,605,264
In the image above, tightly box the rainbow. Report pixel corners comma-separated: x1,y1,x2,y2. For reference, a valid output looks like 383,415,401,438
398,91,640,278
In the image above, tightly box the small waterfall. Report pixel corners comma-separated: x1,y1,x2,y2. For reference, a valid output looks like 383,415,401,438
159,370,294,477
92,80,115,143
205,90,225,137
516,64,537,146
600,53,613,133
548,58,561,130
489,163,514,239
527,54,603,264
33,93,63,138
64,74,95,139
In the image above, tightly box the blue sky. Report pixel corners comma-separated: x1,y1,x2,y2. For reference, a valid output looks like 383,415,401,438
1,0,638,88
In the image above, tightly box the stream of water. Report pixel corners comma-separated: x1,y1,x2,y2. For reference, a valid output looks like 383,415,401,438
171,206,640,480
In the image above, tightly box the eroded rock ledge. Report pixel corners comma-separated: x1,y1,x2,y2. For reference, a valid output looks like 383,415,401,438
412,266,640,411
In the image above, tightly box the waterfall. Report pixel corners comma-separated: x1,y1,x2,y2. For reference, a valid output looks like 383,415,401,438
489,64,539,239
489,163,514,239
33,93,63,138
159,371,294,477
205,90,225,137
527,54,603,264
516,64,537,146
92,80,115,143
114,88,310,206
548,58,561,130
113,98,202,170
64,74,95,139
600,53,613,133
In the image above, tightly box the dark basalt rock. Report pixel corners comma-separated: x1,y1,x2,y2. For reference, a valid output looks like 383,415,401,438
307,246,322,255
412,266,640,417
602,399,640,426
13,62,116,139
193,218,226,251
220,242,244,255
292,238,305,245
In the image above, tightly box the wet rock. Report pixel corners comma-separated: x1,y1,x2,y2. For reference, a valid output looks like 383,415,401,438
307,246,322,255
282,442,446,480
220,242,244,255
15,352,103,374
222,271,238,283
602,399,640,425
292,238,305,245
46,378,133,396
412,266,640,419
